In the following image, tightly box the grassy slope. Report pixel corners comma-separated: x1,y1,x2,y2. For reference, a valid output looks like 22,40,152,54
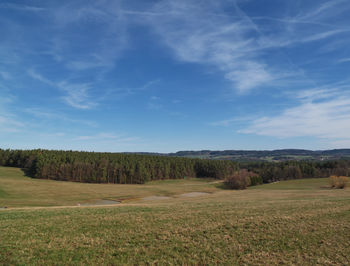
0,167,218,207
0,166,349,265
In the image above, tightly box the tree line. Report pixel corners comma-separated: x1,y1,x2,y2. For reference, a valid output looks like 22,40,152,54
0,149,349,185
0,149,238,184
241,160,350,183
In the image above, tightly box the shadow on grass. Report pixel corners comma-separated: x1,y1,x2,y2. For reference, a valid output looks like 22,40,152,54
320,186,333,190
214,182,232,190
215,182,267,190
21,168,34,178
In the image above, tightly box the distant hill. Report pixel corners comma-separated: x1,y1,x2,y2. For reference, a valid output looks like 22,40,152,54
165,149,350,162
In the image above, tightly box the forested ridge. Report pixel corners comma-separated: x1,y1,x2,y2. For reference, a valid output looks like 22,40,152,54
0,149,238,184
0,149,349,185
242,160,350,183
168,149,350,161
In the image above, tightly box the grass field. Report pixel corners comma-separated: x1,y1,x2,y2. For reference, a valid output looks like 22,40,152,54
0,167,219,207
1,167,350,264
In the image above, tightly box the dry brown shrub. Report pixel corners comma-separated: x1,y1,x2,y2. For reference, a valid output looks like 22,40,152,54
224,169,252,190
329,175,349,189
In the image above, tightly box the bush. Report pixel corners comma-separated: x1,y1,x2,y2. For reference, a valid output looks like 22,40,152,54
329,175,349,189
224,169,252,189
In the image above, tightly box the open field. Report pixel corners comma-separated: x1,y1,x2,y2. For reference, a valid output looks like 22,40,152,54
1,167,350,264
0,167,219,207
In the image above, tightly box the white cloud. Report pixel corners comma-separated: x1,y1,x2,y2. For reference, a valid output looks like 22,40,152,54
0,115,24,133
58,82,97,110
295,88,340,101
0,91,23,133
25,108,97,127
0,3,45,12
210,118,238,127
147,96,162,110
338,58,350,63
241,89,350,144
50,1,128,73
143,0,274,92
27,69,55,86
5,0,350,98
295,0,349,21
141,0,349,93
74,133,139,143
27,69,97,109
301,29,348,43
224,62,273,93
75,133,120,141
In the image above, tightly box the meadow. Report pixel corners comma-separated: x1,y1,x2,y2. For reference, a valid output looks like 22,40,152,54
1,166,350,264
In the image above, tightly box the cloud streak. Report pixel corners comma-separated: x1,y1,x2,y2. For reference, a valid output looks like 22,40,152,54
0,3,45,12
241,88,350,144
139,0,350,93
27,69,97,109
0,115,24,133
144,0,275,93
74,133,139,143
25,108,97,127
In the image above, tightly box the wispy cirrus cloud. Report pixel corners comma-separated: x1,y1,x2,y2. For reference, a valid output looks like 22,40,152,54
241,88,350,144
147,96,162,110
0,115,24,133
27,69,54,86
338,58,350,63
301,29,348,43
143,0,275,93
295,0,349,21
136,0,350,93
2,1,130,110
49,0,128,73
74,133,139,143
5,0,350,98
0,91,23,133
25,108,97,127
0,3,45,12
58,82,97,110
210,117,249,127
27,69,97,109
211,85,350,147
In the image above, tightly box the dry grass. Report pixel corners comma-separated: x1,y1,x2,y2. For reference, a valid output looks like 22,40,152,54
0,167,218,207
0,167,350,264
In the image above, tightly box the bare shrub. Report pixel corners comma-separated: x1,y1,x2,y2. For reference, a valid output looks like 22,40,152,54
224,169,252,189
329,175,337,188
329,175,349,189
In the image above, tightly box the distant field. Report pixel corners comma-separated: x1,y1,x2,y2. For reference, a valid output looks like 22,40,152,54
0,166,349,264
0,167,219,207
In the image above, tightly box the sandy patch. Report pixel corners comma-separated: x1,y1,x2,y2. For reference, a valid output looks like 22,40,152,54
178,192,210,198
142,196,171,201
78,200,120,206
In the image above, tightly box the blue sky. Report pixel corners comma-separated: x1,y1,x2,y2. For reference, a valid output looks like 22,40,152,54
1,0,350,152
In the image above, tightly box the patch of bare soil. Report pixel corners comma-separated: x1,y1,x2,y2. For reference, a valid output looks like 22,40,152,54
142,196,171,201
178,192,210,197
78,200,120,206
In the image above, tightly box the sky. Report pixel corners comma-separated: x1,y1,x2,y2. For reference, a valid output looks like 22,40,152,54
1,0,350,153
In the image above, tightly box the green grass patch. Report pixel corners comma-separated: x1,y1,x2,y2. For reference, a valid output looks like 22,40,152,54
1,190,349,265
249,178,330,190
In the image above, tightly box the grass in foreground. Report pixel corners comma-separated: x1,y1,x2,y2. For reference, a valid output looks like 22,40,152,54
0,167,350,264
